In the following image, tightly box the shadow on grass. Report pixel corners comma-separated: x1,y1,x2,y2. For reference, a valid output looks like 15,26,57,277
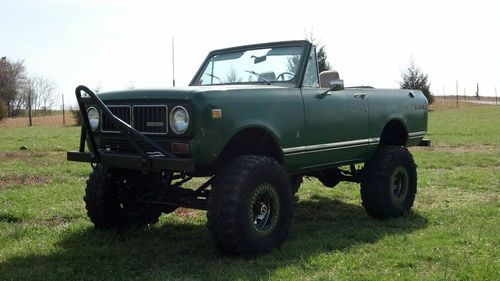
0,195,428,281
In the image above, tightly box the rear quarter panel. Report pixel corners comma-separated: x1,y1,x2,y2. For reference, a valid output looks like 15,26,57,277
365,88,428,147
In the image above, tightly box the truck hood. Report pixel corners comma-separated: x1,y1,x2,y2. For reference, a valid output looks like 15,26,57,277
97,85,291,101
97,87,194,101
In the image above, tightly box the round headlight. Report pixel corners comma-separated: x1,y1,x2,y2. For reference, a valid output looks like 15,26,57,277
87,107,99,131
169,106,189,134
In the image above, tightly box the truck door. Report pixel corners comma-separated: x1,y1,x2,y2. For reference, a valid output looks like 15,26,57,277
298,49,370,170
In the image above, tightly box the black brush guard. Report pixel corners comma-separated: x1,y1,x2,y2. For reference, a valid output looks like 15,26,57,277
67,85,195,173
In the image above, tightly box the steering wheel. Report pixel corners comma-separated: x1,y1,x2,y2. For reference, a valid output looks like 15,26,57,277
276,72,295,81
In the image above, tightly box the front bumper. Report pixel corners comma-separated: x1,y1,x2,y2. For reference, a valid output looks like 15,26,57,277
67,151,195,172
69,85,195,173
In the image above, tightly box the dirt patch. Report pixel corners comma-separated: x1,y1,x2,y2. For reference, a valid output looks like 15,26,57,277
414,144,500,153
0,114,76,128
37,214,79,227
0,175,50,188
0,151,66,165
429,100,484,111
1,151,31,160
173,208,202,219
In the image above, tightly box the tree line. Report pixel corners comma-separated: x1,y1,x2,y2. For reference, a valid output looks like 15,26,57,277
0,57,57,121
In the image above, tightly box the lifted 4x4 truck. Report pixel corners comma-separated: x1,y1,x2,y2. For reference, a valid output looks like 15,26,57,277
68,40,429,255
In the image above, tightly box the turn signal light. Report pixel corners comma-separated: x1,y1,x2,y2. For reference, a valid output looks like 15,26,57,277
212,109,222,119
171,143,190,154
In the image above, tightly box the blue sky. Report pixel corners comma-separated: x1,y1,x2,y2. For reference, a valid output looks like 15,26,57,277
1,0,499,105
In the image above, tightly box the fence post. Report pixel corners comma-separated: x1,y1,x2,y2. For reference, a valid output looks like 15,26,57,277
28,92,32,126
62,94,65,126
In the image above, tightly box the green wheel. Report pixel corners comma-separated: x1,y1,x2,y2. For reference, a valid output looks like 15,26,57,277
207,155,292,255
361,146,417,219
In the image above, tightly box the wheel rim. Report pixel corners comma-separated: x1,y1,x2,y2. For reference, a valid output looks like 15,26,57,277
248,183,280,237
390,166,409,201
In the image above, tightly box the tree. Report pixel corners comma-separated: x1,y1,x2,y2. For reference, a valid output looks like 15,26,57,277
0,98,6,121
304,31,332,73
27,75,57,115
70,106,82,126
0,57,28,117
400,60,434,104
126,81,136,89
287,32,333,75
225,68,241,83
317,46,332,73
0,57,57,121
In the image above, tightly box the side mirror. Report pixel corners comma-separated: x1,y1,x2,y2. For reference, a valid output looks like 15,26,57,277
329,79,344,91
319,79,344,97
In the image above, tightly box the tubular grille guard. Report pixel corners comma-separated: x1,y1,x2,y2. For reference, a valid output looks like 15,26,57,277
75,85,177,168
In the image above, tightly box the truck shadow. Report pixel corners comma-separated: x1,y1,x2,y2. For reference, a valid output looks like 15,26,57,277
1,195,428,280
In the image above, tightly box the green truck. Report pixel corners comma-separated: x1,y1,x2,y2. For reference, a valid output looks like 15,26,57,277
68,40,429,255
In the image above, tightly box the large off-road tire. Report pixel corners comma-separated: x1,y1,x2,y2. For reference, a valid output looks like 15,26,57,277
361,146,417,219
84,165,162,228
207,155,292,255
290,175,303,195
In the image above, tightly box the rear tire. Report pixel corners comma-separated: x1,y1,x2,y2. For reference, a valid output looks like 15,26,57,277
361,146,417,219
207,155,292,255
84,165,162,228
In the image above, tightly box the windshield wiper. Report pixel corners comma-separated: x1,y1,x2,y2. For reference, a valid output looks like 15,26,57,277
206,73,224,84
245,70,271,85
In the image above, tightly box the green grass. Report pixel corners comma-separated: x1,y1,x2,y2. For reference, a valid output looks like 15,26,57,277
1,106,499,281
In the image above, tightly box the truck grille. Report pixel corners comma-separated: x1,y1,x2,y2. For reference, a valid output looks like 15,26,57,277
133,105,167,134
98,136,171,153
101,105,167,135
102,106,131,132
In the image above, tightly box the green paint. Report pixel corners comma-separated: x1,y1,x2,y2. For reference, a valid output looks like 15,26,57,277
90,41,428,174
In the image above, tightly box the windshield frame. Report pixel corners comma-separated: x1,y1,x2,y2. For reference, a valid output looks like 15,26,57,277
189,40,312,88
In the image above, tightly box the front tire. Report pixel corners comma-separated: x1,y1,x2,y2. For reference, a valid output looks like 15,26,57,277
290,175,303,195
207,155,292,255
361,146,417,219
84,165,162,228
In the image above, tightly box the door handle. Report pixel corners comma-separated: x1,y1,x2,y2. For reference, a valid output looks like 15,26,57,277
354,93,366,99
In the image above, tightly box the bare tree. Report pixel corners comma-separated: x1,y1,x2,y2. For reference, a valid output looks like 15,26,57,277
225,68,241,83
287,31,332,75
28,75,57,114
126,81,136,89
94,81,103,93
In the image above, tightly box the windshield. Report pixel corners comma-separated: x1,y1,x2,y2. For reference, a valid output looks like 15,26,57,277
192,45,305,86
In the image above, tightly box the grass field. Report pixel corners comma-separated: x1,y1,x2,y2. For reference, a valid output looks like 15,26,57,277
0,104,499,281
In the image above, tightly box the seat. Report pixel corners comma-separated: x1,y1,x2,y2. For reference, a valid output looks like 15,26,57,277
258,71,276,82
319,70,340,88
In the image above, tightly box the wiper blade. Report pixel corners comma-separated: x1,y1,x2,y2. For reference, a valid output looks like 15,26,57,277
245,70,271,85
206,73,224,84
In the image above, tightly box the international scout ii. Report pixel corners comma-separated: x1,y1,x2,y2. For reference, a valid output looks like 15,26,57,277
68,40,429,255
